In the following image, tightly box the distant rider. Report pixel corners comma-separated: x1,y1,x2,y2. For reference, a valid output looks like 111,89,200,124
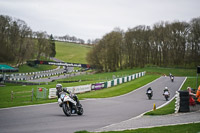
169,73,172,78
56,84,80,106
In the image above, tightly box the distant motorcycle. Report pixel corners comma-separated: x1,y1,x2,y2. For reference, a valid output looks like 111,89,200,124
58,91,83,116
146,88,153,100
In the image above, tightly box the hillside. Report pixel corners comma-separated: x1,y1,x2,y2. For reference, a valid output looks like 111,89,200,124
55,41,91,64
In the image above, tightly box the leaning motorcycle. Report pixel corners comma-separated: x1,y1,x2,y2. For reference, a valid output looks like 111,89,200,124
146,89,153,100
58,92,83,116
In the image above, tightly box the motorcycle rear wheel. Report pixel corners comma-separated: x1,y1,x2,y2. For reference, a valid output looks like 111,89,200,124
148,95,152,100
165,96,169,101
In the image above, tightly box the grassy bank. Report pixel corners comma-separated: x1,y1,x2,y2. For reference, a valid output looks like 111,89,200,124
55,41,91,64
75,122,200,133
78,75,158,99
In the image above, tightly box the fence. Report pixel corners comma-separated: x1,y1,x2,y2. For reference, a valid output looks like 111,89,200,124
11,88,34,101
37,87,47,99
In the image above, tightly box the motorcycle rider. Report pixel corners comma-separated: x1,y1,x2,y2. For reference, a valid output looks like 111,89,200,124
163,87,170,96
146,87,153,94
169,73,172,78
146,87,153,99
56,84,80,107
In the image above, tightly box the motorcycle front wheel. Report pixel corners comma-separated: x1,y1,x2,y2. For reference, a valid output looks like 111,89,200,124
62,102,71,116
77,104,83,115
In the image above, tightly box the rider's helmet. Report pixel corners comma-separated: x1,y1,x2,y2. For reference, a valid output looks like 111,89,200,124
56,84,62,92
164,87,168,91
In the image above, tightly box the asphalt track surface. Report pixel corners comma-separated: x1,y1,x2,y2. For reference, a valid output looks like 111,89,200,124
0,76,186,133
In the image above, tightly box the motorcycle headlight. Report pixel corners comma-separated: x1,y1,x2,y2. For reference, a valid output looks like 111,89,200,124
60,94,65,99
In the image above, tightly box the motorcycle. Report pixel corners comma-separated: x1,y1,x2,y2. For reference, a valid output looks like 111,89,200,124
58,92,83,116
146,89,153,100
163,91,170,101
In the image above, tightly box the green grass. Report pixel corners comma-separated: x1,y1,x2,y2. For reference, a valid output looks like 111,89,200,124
75,123,200,133
56,68,147,82
145,99,176,115
143,67,196,77
145,77,200,115
55,42,91,64
78,75,158,99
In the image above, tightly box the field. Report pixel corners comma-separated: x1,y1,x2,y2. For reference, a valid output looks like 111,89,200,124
55,41,91,64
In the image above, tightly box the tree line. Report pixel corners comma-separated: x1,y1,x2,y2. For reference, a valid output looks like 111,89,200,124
54,35,100,45
54,35,85,44
87,17,200,72
0,15,56,65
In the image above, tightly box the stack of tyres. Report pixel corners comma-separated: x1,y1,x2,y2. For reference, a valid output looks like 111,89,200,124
179,91,190,112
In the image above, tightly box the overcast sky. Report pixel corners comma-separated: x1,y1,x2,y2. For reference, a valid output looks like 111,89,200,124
0,0,199,41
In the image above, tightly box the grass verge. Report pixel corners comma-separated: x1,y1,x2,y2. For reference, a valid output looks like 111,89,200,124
55,41,91,64
75,122,200,133
78,75,158,99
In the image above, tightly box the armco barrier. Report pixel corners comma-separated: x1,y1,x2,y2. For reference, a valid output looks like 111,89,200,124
92,83,104,90
124,77,127,82
48,84,91,99
107,81,111,88
114,79,117,86
48,71,146,99
9,66,62,78
67,84,91,94
119,78,122,84
48,88,57,99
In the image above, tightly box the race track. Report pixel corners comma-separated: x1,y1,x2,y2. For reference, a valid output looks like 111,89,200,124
0,76,186,133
